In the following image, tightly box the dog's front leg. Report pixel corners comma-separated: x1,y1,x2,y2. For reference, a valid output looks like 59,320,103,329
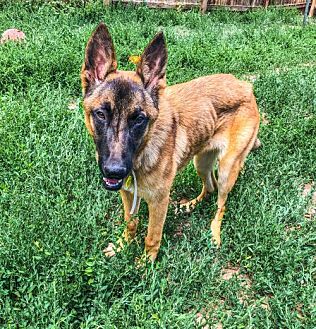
104,190,140,258
120,189,141,242
145,194,170,261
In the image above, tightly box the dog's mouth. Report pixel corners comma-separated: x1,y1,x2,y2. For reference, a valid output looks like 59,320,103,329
102,177,124,191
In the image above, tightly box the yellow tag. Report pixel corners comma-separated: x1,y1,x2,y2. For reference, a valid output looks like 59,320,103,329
124,175,132,189
129,55,141,65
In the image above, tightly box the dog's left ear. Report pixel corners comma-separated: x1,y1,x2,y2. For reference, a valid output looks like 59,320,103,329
81,23,117,96
136,32,167,103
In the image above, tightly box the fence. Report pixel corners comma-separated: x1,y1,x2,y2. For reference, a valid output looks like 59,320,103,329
107,0,307,11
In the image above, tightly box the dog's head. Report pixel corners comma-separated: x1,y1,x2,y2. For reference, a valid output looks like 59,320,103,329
81,23,167,190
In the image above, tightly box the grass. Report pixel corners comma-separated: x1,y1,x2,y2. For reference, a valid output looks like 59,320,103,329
0,1,316,328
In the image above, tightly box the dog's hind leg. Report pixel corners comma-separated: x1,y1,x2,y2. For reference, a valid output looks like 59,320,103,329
211,114,259,246
211,154,243,247
180,150,218,213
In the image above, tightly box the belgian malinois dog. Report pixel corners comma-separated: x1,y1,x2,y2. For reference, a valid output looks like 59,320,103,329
81,23,260,261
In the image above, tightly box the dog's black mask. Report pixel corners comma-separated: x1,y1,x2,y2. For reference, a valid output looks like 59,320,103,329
92,79,149,191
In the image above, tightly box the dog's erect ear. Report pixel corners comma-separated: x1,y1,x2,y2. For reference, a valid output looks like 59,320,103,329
136,32,167,103
81,23,117,96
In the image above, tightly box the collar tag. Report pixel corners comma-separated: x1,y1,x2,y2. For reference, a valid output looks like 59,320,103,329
121,171,138,215
122,175,133,192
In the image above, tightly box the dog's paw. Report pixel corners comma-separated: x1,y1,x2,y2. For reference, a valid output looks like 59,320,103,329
210,219,221,248
211,236,221,249
135,252,155,268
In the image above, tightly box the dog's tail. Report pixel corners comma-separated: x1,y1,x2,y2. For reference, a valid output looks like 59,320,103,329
252,138,261,151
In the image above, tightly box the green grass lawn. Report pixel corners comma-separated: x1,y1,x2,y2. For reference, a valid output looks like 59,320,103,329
0,1,316,328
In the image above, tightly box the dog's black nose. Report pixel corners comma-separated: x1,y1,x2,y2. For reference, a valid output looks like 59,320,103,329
102,162,128,179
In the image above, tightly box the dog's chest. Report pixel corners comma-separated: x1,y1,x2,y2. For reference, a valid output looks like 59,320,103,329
174,124,214,170
121,173,157,201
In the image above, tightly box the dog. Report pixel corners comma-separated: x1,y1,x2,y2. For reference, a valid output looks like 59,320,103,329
81,23,260,261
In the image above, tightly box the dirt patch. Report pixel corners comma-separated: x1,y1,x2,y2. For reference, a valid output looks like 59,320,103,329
221,265,253,305
179,198,190,205
173,220,191,238
195,302,224,329
195,296,226,328
304,206,316,220
221,266,252,289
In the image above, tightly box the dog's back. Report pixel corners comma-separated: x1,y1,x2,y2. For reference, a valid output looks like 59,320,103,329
166,74,254,112
161,74,259,170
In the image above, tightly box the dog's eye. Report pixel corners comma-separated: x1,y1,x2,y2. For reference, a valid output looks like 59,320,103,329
135,115,146,125
96,110,105,120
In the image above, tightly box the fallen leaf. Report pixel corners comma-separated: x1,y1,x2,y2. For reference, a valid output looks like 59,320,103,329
68,100,78,111
285,225,302,232
196,310,209,328
179,198,190,204
302,182,314,197
301,182,316,220
260,295,271,310
244,74,257,83
261,112,270,125
103,242,116,257
304,206,316,220
295,303,304,319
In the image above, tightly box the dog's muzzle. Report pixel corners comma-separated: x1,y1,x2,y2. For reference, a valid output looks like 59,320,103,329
102,177,124,190
101,160,129,190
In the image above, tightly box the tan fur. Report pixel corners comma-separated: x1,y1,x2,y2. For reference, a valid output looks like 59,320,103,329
82,29,260,261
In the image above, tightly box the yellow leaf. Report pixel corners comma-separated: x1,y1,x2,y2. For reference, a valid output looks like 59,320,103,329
129,55,141,65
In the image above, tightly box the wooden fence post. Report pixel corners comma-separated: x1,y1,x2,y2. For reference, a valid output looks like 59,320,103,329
309,0,316,16
200,0,208,13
